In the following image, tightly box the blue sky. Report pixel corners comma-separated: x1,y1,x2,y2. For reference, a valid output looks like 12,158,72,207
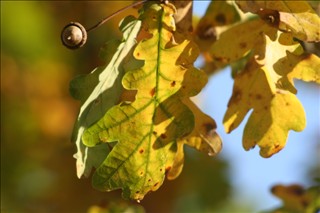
193,1,320,211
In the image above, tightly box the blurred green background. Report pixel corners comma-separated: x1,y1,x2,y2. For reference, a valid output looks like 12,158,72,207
1,1,318,213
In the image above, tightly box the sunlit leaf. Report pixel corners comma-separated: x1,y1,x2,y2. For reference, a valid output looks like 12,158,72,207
210,18,277,66
82,3,216,200
236,0,320,42
70,16,142,178
221,22,319,157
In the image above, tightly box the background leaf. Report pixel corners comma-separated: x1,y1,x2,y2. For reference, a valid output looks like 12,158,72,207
236,0,320,42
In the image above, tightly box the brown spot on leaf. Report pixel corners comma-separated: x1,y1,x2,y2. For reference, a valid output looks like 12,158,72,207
140,171,144,176
203,122,216,133
139,149,144,154
215,13,226,25
159,168,163,172
171,81,176,87
285,102,290,106
232,90,242,102
136,191,140,194
94,98,101,105
154,182,159,187
289,185,305,196
150,87,156,97
214,56,229,63
152,131,157,135
136,52,140,57
255,94,262,100
148,179,151,182
160,134,167,139
239,42,247,49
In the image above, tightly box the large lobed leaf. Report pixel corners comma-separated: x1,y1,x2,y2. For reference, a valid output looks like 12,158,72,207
70,16,142,178
210,17,319,157
82,3,221,200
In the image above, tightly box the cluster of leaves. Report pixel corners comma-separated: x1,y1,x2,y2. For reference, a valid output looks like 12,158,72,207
70,2,221,201
196,0,320,157
69,1,320,201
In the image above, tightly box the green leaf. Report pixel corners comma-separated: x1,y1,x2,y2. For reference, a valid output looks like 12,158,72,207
236,0,320,42
70,16,142,178
82,3,215,200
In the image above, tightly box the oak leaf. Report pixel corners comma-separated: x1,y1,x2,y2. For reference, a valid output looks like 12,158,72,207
211,17,319,157
82,3,221,200
70,16,142,178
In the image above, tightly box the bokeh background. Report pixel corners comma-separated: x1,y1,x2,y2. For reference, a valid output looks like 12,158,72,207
1,1,319,212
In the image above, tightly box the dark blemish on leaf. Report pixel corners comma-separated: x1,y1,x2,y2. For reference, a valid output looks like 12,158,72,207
285,102,290,106
136,191,140,194
153,131,157,135
255,94,262,100
136,52,140,57
239,42,247,49
160,134,167,139
150,87,156,97
214,56,229,63
148,179,151,182
215,13,226,25
140,171,144,176
159,168,163,172
154,182,159,187
171,81,176,87
288,185,304,196
203,123,216,133
233,90,242,102
139,149,144,154
94,98,101,105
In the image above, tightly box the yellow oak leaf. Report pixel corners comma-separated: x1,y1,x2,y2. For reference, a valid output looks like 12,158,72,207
223,29,315,157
